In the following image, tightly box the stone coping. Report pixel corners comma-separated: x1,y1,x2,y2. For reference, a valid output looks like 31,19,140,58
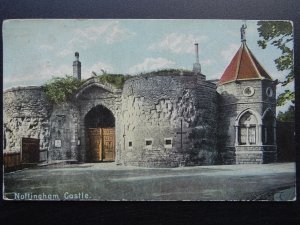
126,71,199,81
4,74,217,95
4,86,42,93
124,73,216,88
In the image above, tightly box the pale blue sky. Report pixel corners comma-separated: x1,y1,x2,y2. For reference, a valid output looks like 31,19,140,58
3,19,293,112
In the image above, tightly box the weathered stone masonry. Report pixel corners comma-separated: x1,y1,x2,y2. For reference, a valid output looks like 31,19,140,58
3,86,52,161
121,73,218,167
3,34,278,167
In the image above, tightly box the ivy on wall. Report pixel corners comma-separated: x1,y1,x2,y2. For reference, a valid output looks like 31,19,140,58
96,73,133,89
43,69,191,104
43,75,84,104
137,69,192,77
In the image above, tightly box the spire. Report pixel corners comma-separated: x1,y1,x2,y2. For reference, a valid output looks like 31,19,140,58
195,43,200,64
193,43,201,74
73,52,81,80
218,42,273,85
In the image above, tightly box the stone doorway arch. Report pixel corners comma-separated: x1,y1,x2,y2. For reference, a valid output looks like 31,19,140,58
84,105,116,162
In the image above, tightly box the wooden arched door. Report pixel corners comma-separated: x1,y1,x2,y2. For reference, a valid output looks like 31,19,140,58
88,128,115,162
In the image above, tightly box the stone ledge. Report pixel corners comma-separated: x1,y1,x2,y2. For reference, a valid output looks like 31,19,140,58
4,86,42,93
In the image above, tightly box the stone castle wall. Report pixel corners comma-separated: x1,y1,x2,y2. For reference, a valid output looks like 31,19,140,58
3,75,276,167
3,86,53,160
121,73,218,167
48,102,80,161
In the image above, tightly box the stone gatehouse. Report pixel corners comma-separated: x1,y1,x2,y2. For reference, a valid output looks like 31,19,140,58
3,27,277,167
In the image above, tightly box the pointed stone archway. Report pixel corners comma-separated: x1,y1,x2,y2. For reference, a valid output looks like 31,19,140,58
84,105,116,162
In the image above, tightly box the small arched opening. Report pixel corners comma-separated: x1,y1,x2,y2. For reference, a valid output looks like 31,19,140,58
84,105,115,162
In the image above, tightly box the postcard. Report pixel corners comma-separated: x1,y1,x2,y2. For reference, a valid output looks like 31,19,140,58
3,19,296,201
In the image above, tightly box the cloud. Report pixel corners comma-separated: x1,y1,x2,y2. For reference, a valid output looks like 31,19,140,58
56,21,135,57
4,60,71,88
4,59,116,89
72,21,135,46
82,62,114,79
105,23,136,44
221,43,240,61
148,33,208,54
128,57,176,74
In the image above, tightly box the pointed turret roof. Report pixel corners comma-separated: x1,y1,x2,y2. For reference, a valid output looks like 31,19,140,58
218,37,273,85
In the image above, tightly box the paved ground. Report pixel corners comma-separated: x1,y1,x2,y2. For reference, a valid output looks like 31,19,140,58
3,162,296,201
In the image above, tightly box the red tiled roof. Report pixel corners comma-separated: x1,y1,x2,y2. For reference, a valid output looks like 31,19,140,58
218,42,272,85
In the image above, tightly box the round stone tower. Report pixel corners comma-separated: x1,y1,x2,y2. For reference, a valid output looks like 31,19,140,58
121,71,218,167
3,86,53,154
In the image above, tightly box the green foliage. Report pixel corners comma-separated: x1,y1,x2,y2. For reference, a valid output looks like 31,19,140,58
277,90,295,106
42,68,195,104
138,68,192,76
277,105,295,122
92,71,134,89
257,21,294,106
43,75,84,104
93,69,190,89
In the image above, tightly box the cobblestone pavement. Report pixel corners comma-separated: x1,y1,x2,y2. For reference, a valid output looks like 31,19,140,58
3,162,296,201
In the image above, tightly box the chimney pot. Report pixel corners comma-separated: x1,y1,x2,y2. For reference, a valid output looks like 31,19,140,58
73,52,81,80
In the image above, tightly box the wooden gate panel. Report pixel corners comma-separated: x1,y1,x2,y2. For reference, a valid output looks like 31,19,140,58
102,128,115,161
88,128,102,161
22,138,40,163
88,128,115,162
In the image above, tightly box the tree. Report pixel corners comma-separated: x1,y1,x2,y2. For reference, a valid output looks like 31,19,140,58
277,105,295,122
257,21,294,106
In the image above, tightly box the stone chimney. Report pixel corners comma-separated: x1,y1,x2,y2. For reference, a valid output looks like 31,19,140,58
193,43,201,74
73,52,81,80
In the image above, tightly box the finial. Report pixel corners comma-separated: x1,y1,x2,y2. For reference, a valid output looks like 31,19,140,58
240,23,247,42
75,52,79,61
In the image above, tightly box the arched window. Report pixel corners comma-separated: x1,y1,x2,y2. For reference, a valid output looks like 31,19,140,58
262,110,275,145
238,111,258,145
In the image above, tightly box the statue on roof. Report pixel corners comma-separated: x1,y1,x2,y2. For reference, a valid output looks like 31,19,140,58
240,23,247,42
